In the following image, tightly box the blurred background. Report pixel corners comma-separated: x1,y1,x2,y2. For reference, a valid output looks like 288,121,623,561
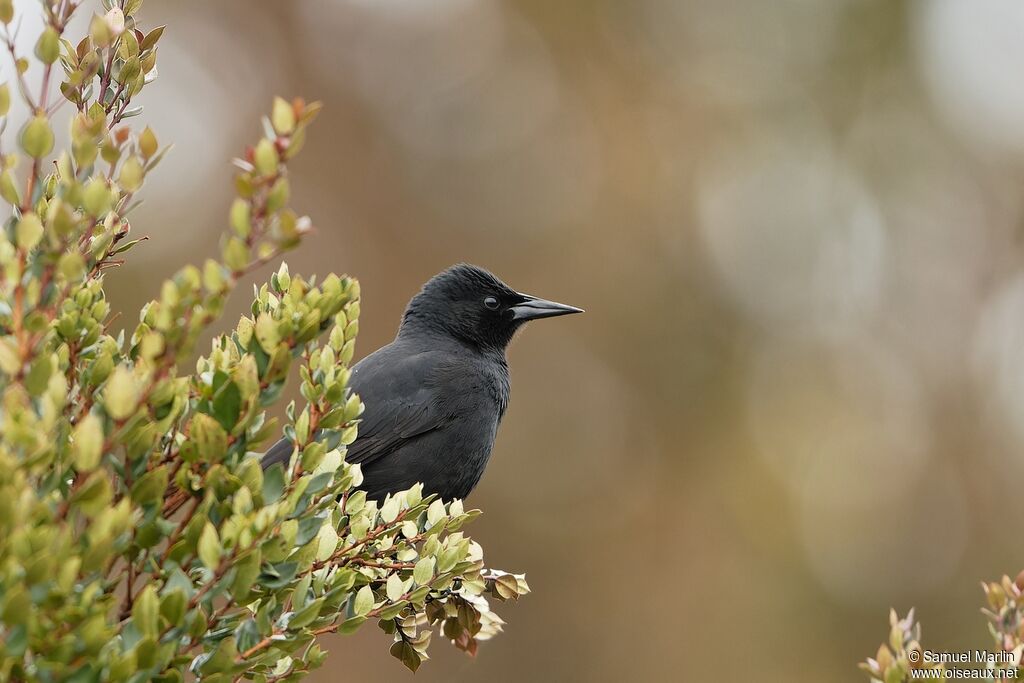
35,0,1024,679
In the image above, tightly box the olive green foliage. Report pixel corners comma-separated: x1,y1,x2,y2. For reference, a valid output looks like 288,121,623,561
0,1,527,680
861,576,1024,682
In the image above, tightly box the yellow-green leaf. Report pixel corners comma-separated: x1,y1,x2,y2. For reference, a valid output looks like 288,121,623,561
254,313,280,353
72,413,104,471
197,522,221,569
118,155,144,192
35,27,60,64
386,573,404,602
352,585,374,616
15,213,44,250
83,177,113,217
104,366,140,420
21,115,54,158
271,97,295,135
253,138,277,176
413,557,434,586
139,126,158,159
131,585,159,637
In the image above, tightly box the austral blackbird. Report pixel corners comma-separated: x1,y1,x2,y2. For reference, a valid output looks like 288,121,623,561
261,264,582,500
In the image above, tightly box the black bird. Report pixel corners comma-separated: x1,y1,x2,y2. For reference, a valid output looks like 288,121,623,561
260,264,582,501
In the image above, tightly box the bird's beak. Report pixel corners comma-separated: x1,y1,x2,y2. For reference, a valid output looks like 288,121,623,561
510,293,584,321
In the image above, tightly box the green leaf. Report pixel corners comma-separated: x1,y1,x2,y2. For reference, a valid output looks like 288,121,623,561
15,213,44,250
293,572,312,611
337,615,366,635
71,413,104,471
103,365,140,420
254,313,280,353
260,561,297,589
191,413,227,463
211,378,242,431
314,523,338,562
413,557,434,586
197,522,221,569
130,466,168,505
203,258,227,293
386,573,405,602
83,177,113,217
1,587,29,625
118,155,144,192
139,126,158,159
437,546,460,573
21,115,54,158
352,585,373,617
229,198,250,238
390,640,422,672
199,636,238,675
140,25,165,51
380,495,400,524
229,550,262,601
132,584,159,637
136,637,159,670
272,97,296,135
426,499,445,526
35,27,60,64
234,619,261,653
57,252,86,280
159,589,187,627
296,515,323,546
345,490,366,515
0,169,19,205
223,236,248,272
118,56,141,84
23,353,53,395
0,337,19,375
72,471,113,516
253,138,278,176
288,597,324,630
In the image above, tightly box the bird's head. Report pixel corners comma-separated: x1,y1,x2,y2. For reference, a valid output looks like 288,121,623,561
400,264,583,351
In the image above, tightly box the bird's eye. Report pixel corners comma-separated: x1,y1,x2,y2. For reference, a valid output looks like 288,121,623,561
483,296,500,310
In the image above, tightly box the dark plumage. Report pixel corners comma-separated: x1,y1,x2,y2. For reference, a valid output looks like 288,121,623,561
260,264,582,501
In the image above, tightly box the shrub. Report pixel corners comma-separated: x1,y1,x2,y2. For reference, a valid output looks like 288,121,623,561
0,1,527,680
861,576,1024,682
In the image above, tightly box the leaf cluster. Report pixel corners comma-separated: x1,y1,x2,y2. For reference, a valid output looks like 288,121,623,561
858,609,945,683
861,586,1024,682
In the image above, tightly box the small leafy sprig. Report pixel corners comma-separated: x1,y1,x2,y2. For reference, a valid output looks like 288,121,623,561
979,574,1024,672
859,609,945,683
861,585,1024,683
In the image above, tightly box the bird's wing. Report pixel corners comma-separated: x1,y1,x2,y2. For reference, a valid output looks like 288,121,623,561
343,345,449,466
260,343,449,470
261,436,295,469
